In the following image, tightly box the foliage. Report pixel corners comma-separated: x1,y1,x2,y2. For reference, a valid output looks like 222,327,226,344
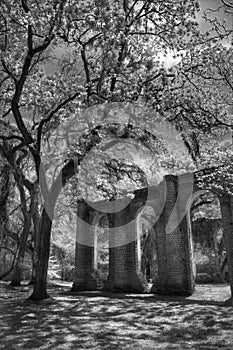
1,0,233,298
191,192,221,221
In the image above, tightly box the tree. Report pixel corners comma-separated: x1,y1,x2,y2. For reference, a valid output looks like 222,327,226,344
157,2,233,302
0,0,201,300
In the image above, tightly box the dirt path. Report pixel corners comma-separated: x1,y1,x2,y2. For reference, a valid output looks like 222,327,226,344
0,282,232,349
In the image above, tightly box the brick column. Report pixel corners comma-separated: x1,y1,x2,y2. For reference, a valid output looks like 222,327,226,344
219,194,233,300
152,174,195,296
103,205,145,293
71,201,97,291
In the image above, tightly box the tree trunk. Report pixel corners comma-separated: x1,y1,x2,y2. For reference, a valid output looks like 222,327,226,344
11,217,31,286
29,208,52,301
0,248,16,280
219,194,233,305
28,253,36,285
28,183,41,286
10,262,21,286
29,160,74,300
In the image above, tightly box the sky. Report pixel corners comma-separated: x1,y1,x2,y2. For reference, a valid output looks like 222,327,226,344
198,0,232,32
162,0,232,68
51,0,233,71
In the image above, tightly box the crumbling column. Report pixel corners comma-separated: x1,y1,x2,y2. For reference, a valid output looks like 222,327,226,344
219,194,233,303
152,174,195,296
71,201,97,291
103,204,145,292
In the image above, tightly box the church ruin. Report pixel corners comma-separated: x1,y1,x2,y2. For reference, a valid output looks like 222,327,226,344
72,173,198,296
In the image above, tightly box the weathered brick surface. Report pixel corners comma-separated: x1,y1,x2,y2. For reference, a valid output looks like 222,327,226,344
72,175,196,295
219,194,233,295
103,207,145,292
151,175,195,295
72,201,97,291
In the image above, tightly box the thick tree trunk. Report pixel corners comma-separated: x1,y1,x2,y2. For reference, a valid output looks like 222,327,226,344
219,194,233,305
28,183,40,286
0,162,10,234
29,208,52,301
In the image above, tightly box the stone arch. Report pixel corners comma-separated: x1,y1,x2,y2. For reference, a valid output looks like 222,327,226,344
72,173,199,295
40,122,163,221
56,124,233,298
72,172,233,298
38,122,163,294
189,190,224,282
188,182,233,301
190,183,233,292
190,185,233,299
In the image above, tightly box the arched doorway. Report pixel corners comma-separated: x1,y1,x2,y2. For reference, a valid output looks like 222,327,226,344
93,213,109,288
190,191,226,283
72,174,197,295
136,206,158,283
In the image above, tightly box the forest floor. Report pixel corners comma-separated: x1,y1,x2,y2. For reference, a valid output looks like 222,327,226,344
0,281,233,350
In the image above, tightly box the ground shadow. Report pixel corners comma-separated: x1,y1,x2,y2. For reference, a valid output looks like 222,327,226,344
0,282,232,350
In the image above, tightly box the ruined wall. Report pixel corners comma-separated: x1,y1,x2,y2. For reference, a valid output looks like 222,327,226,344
151,175,195,296
103,204,145,292
73,174,196,296
192,218,225,283
72,201,97,291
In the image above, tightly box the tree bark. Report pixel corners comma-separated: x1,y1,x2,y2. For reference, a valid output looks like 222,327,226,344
10,216,31,286
29,208,52,301
219,194,233,304
28,252,36,285
28,183,41,285
0,247,17,280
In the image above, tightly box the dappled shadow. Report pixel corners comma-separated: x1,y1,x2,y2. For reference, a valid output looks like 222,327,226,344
63,289,228,307
0,282,233,349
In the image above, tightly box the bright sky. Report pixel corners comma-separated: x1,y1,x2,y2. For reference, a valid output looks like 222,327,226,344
199,0,232,31
51,1,232,71
162,0,232,68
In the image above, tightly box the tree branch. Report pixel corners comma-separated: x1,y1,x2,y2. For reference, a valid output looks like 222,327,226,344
37,91,81,152
221,0,233,9
1,58,17,84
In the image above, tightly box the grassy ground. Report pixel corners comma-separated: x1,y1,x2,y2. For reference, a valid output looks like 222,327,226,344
0,281,233,350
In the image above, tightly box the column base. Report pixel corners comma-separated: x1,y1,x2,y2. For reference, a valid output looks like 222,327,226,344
103,272,146,293
151,281,195,296
225,297,233,306
71,271,98,291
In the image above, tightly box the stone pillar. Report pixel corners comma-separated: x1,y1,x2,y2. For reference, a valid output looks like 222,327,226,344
151,212,167,293
103,205,145,293
152,174,195,296
136,215,142,271
71,201,97,291
93,225,98,270
219,194,233,301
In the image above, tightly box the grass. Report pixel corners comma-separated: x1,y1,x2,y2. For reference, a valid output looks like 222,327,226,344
0,281,233,349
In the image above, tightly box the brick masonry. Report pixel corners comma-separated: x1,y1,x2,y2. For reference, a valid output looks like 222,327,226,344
71,201,97,291
72,174,196,295
151,175,195,295
103,207,145,292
